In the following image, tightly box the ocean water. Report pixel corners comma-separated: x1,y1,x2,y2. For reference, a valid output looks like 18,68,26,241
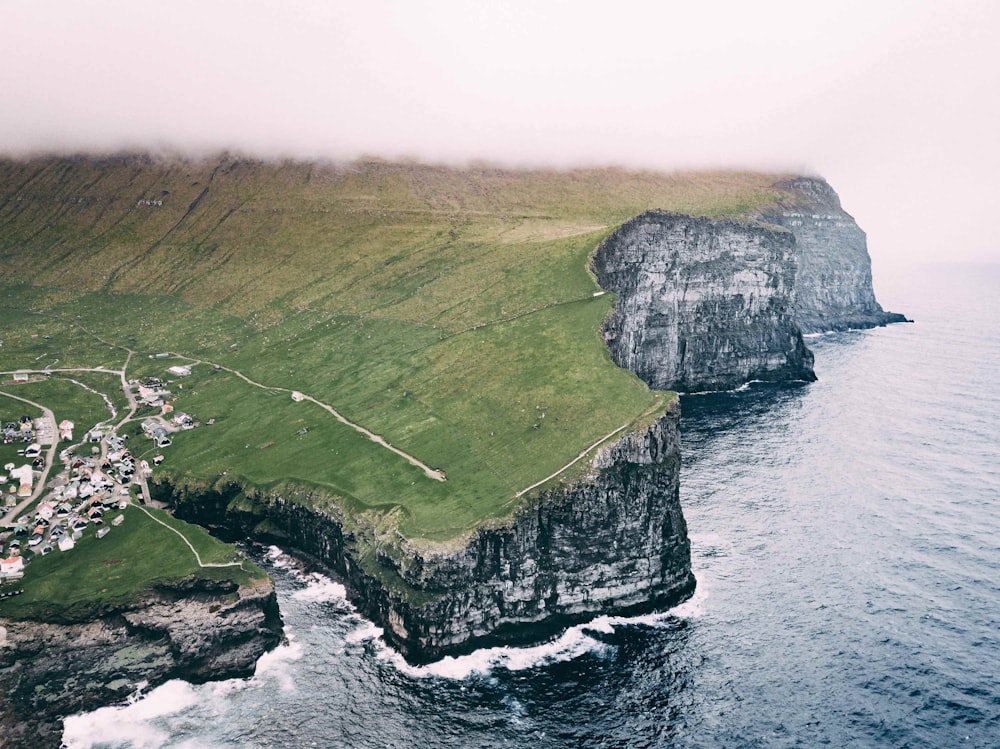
62,263,1000,748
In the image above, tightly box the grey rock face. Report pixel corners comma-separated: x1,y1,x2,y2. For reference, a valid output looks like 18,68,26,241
0,579,282,748
385,404,693,660
762,177,909,333
593,212,816,392
169,402,694,664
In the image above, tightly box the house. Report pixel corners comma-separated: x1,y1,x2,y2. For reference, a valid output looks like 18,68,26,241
112,514,125,526
12,372,29,383
96,527,110,539
291,391,305,402
141,418,160,436
24,443,41,458
59,420,74,441
0,556,24,578
151,428,171,447
37,501,54,520
57,536,75,552
167,365,191,377
9,464,33,496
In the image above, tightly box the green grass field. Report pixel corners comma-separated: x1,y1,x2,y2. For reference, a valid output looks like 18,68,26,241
0,157,794,549
0,506,264,621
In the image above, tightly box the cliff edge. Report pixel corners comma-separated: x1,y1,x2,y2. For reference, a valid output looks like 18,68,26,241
593,212,816,392
0,578,282,748
762,177,909,333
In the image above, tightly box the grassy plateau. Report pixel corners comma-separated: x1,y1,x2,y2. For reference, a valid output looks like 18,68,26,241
0,157,794,555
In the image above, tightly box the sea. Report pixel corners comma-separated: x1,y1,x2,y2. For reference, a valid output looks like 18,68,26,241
61,263,1000,749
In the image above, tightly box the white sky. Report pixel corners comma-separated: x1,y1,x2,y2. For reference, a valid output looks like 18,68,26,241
3,1,998,267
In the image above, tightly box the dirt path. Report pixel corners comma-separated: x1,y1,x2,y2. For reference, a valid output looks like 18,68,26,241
133,503,242,568
169,354,447,482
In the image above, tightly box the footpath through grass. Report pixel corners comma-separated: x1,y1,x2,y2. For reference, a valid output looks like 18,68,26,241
0,506,262,621
0,158,791,546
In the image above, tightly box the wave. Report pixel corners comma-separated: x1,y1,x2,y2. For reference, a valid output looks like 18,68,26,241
364,580,709,680
61,635,304,748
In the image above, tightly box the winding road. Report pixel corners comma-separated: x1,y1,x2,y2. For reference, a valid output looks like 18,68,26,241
0,390,58,525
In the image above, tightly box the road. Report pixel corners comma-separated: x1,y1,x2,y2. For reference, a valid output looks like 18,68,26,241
0,390,59,525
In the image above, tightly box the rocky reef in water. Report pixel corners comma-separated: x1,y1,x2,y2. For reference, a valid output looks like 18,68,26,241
166,400,693,664
0,578,282,748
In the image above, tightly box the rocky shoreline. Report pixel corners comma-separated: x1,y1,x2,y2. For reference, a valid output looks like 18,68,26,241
0,577,282,748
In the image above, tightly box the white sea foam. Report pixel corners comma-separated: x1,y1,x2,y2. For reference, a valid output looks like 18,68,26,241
375,623,610,680
63,679,200,748
62,633,305,747
345,620,382,644
291,572,349,604
367,578,708,680
264,544,291,568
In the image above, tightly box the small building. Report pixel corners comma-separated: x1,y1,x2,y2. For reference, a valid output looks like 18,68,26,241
9,464,33,497
291,391,305,402
96,527,110,539
167,365,191,377
0,556,24,578
112,514,125,526
58,536,75,552
37,502,54,520
12,372,29,383
59,420,74,442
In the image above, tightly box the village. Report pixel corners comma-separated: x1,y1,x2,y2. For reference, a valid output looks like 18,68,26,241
0,364,201,589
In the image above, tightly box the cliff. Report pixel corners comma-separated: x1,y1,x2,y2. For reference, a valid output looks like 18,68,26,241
0,578,282,748
165,402,694,664
593,212,816,392
762,177,909,332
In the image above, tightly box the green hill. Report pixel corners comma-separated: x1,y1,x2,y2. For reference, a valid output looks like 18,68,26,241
0,156,791,547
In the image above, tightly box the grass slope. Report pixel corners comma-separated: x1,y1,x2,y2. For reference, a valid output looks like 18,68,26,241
0,506,263,621
0,157,794,546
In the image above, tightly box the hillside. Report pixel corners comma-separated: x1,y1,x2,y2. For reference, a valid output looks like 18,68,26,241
0,156,792,545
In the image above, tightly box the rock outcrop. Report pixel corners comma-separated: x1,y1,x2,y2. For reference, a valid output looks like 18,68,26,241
593,212,816,392
762,177,909,332
0,578,282,748
167,401,694,664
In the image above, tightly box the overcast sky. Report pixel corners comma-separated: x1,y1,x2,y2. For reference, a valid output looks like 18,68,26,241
3,1,998,270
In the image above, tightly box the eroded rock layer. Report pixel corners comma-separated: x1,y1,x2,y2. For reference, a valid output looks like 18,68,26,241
593,212,816,392
0,579,281,748
763,177,909,333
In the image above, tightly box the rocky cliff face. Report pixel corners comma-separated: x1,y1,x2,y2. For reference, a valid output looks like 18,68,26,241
0,578,282,748
762,177,908,333
167,402,694,664
593,212,816,392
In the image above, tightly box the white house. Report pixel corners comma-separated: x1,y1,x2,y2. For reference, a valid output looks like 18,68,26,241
37,501,54,520
12,372,29,383
167,365,191,377
291,391,305,402
0,556,24,578
9,464,33,497
112,514,125,526
59,420,74,441
58,536,75,552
